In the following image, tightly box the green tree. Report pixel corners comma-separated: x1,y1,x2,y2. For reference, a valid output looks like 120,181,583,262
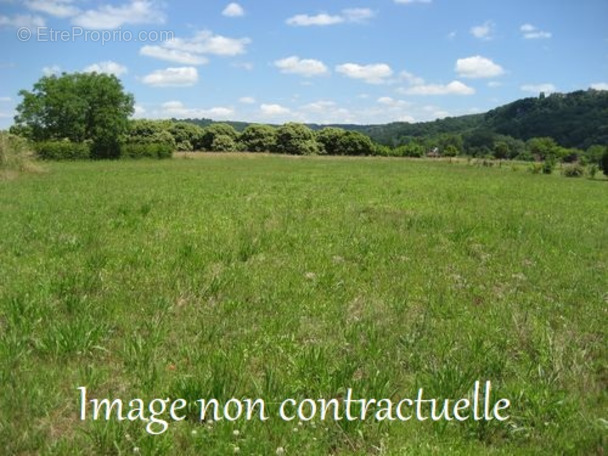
239,124,277,152
200,123,238,151
128,119,176,148
211,135,236,152
169,122,204,151
276,123,318,155
336,131,375,156
526,137,560,161
14,72,134,158
316,127,346,155
601,149,608,177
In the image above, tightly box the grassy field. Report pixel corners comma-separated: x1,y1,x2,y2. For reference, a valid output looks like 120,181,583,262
1,155,606,454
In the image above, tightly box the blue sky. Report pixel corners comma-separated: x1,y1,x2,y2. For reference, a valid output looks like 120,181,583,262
1,0,607,128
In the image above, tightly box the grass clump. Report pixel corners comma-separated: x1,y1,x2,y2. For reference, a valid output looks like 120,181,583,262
0,131,40,178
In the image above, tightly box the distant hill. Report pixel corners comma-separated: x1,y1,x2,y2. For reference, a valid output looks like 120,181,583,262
182,89,608,150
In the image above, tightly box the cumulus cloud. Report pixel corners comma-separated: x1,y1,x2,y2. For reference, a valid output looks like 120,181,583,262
455,55,504,79
400,70,425,86
222,2,244,17
520,24,552,39
400,81,475,95
470,21,495,40
286,8,374,26
42,64,62,76
142,67,198,87
591,82,608,91
335,63,393,84
239,96,256,104
274,56,329,77
24,0,79,18
260,104,291,116
521,83,557,94
83,60,128,76
160,100,234,119
0,14,45,28
72,0,166,29
140,30,250,65
140,46,209,65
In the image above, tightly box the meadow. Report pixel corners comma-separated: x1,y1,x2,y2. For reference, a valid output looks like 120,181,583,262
0,155,606,454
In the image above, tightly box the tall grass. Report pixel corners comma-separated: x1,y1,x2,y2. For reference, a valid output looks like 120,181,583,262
0,156,606,454
0,131,40,178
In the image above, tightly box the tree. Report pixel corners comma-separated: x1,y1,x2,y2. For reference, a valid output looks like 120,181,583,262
169,122,204,151
14,72,134,158
316,127,346,155
200,123,238,151
276,123,318,155
128,119,176,148
239,124,277,152
211,135,236,152
601,148,608,177
336,131,375,156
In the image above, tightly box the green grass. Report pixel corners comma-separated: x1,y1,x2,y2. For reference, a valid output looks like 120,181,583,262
1,155,606,454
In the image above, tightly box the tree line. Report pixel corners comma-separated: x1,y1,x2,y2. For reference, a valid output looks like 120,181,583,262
6,72,608,176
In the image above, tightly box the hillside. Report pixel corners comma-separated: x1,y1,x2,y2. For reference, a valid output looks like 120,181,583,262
182,89,608,150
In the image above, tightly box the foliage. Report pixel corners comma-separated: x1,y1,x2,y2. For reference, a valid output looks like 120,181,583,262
120,143,173,159
239,124,277,152
200,123,239,151
316,127,346,155
35,140,91,160
601,148,608,177
127,120,176,147
210,134,237,152
276,123,318,155
169,122,204,151
562,163,585,177
14,72,134,158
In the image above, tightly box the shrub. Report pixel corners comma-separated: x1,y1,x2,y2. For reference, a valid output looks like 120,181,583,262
175,140,193,152
0,132,38,176
542,157,555,174
210,135,236,152
35,140,91,160
562,164,584,178
120,143,173,159
588,164,599,179
602,149,608,177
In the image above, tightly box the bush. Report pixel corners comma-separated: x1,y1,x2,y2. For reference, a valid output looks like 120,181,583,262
588,164,599,179
35,140,91,160
0,132,38,176
562,164,584,178
210,135,237,152
175,140,193,152
602,149,608,177
120,143,173,159
542,157,555,174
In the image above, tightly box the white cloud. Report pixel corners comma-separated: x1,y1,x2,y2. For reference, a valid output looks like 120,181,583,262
274,56,329,77
400,70,425,86
377,97,410,107
286,8,374,26
139,30,250,65
72,0,165,29
335,63,393,84
487,81,502,88
0,14,45,28
142,67,198,87
260,104,290,116
286,13,343,26
163,31,251,56
470,21,494,40
26,0,76,18
24,0,79,18
521,83,557,94
520,23,551,39
400,81,475,95
42,64,61,76
159,100,234,119
222,2,244,17
342,8,375,23
140,46,208,65
239,96,256,104
301,100,336,112
455,55,504,79
591,82,608,91
83,60,128,76
0,97,11,102
133,104,146,118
